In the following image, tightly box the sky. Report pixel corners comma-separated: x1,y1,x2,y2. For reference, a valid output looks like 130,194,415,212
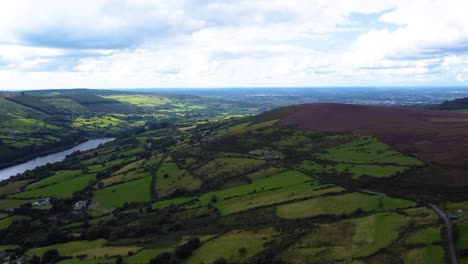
1,0,468,90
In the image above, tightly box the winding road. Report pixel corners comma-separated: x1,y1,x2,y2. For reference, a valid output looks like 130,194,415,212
296,168,459,263
429,203,458,264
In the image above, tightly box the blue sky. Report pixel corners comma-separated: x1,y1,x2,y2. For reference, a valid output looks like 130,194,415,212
0,0,467,89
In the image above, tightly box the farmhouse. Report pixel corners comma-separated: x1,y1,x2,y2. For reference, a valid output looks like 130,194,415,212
73,200,87,210
33,197,51,206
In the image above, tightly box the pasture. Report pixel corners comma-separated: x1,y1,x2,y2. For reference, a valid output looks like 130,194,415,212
186,228,277,264
403,246,444,264
281,213,404,262
276,192,415,219
194,157,265,179
10,174,96,199
92,176,152,209
155,162,201,197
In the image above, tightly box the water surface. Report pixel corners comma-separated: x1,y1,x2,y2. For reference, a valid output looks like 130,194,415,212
0,138,114,181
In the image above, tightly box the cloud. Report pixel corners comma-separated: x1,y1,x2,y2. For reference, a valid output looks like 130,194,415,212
0,0,468,89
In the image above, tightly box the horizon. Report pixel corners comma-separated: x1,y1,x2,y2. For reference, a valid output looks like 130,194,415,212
1,1,468,90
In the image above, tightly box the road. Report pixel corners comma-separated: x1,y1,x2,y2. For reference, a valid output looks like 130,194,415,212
429,203,458,264
296,168,459,263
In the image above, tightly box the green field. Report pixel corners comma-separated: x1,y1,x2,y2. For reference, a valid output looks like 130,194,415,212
0,199,34,210
320,137,422,165
26,170,83,190
194,157,265,179
185,228,277,263
100,170,149,187
405,227,441,245
298,136,425,179
403,246,444,264
276,192,415,219
71,116,123,129
10,174,96,199
125,248,173,264
27,239,141,259
155,162,201,197
0,215,30,231
92,176,152,210
456,222,468,249
102,95,171,107
151,170,320,215
0,180,31,196
282,213,405,262
189,170,313,211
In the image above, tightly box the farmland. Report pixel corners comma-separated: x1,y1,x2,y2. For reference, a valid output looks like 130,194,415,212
2,97,468,264
282,213,404,262
91,176,152,211
276,192,415,219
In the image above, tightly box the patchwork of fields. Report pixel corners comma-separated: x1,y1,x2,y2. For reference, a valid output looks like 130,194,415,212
1,100,465,264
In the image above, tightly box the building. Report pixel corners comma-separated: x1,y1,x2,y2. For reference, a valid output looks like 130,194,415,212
33,197,51,206
73,200,87,210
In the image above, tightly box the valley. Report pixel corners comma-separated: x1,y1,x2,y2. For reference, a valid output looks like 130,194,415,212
1,91,468,264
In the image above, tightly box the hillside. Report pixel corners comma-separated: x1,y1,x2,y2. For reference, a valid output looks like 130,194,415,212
1,102,468,263
278,103,468,186
0,90,261,168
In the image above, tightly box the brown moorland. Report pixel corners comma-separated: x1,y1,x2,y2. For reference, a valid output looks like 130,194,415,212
279,103,468,186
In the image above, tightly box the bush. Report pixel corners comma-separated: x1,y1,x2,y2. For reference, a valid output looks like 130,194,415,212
41,249,59,264
213,258,227,264
150,252,178,264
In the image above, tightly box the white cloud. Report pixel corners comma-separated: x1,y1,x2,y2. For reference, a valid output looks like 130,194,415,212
0,0,468,89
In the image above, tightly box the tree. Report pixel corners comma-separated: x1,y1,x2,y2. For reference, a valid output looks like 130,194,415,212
238,247,247,256
30,255,41,264
175,243,192,259
150,252,173,264
210,194,218,203
41,249,60,264
213,258,227,264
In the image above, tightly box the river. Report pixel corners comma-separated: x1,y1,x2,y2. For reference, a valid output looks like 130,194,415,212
0,138,114,181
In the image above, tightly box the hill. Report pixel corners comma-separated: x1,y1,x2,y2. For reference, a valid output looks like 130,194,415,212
1,101,468,264
0,90,261,169
432,97,468,112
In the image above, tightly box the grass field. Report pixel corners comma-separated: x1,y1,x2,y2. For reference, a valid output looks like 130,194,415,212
92,176,152,210
276,192,415,219
320,137,420,164
100,170,149,187
0,199,34,210
10,174,96,199
194,157,265,179
282,213,404,262
246,167,286,179
189,170,313,209
26,170,82,190
403,246,444,264
71,116,122,129
124,248,173,264
151,170,318,215
102,95,171,107
298,136,425,179
155,162,201,197
405,227,441,245
111,160,145,176
0,215,30,231
456,222,468,250
0,245,19,251
27,239,141,259
185,228,277,263
0,180,31,196
152,197,193,210
216,184,345,216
